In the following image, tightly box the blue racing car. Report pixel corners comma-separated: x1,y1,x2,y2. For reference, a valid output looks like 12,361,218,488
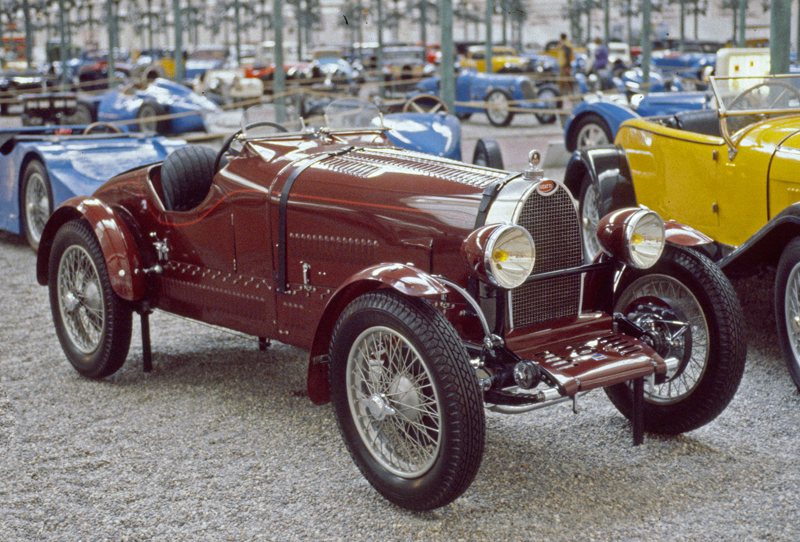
22,78,218,134
414,68,561,126
563,89,714,151
0,124,186,249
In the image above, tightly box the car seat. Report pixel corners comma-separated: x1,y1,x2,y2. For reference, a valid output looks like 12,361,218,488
160,146,217,211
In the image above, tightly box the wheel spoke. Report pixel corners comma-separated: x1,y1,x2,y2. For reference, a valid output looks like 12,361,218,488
346,325,442,478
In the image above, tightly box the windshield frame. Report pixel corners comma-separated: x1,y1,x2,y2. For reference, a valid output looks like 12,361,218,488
710,74,800,154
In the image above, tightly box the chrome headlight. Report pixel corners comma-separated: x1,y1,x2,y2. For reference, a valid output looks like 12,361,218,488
462,224,535,289
596,208,665,269
625,209,665,268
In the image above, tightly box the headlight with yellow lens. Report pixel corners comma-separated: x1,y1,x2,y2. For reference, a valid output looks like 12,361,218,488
597,207,665,269
625,210,665,268
486,225,536,288
461,224,535,289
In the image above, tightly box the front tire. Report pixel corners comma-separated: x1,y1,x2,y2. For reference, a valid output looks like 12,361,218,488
21,160,53,250
577,176,602,262
329,290,485,511
569,113,612,151
775,238,800,390
485,89,514,127
605,245,746,434
48,220,132,379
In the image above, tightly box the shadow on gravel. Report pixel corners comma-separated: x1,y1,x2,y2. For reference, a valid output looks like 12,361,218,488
0,230,27,247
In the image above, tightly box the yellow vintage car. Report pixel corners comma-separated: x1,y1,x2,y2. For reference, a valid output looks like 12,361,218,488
562,74,800,389
459,45,534,74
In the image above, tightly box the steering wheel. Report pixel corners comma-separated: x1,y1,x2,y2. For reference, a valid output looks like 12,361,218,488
402,94,449,114
729,80,800,111
82,122,123,135
726,81,800,134
213,121,289,172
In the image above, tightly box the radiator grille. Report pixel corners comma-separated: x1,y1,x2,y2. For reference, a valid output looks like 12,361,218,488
511,184,583,329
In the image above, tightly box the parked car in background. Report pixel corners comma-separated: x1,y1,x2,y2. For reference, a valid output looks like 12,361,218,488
381,45,431,93
22,78,218,134
0,124,185,249
0,67,56,115
184,45,230,84
415,68,561,126
459,45,535,73
563,89,714,151
564,73,800,390
36,99,745,511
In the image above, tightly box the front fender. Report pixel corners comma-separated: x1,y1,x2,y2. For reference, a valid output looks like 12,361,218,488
563,144,637,216
37,196,145,301
306,263,450,405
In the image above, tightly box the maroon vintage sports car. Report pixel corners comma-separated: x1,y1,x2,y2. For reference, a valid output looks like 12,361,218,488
36,99,746,511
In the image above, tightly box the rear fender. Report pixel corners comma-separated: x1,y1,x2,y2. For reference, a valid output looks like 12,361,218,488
563,145,637,216
306,263,450,405
37,196,145,301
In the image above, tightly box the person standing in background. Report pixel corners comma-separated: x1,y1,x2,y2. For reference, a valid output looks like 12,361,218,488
557,33,573,93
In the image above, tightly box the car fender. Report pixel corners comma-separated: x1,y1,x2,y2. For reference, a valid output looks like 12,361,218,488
306,263,450,405
563,144,637,216
37,196,145,301
718,204,800,277
563,100,638,151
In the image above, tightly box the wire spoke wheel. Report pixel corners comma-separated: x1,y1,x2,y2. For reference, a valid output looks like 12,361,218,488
48,220,132,379
615,275,709,404
23,168,50,248
347,326,441,478
605,245,745,435
579,180,602,261
57,245,105,354
329,290,484,511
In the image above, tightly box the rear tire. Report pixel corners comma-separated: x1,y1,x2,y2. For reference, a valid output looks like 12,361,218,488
605,245,746,434
534,85,560,124
48,220,132,379
63,103,93,126
329,290,485,511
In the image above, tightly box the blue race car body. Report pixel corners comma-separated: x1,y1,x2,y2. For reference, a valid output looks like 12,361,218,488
563,89,713,151
0,125,186,248
415,68,559,126
382,111,461,161
92,78,218,133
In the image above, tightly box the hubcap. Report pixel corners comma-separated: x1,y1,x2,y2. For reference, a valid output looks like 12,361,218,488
347,326,441,478
58,245,105,354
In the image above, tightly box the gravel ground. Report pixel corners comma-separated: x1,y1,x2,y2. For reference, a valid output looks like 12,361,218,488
2,224,800,541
